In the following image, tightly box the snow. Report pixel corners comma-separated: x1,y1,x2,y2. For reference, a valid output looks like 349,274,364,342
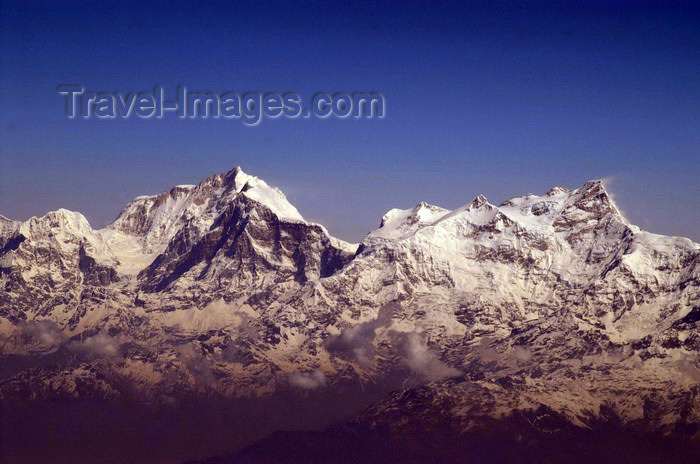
97,228,160,275
241,176,305,223
154,298,249,333
369,202,450,240
0,215,19,235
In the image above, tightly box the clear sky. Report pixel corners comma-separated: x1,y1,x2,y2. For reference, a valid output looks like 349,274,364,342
1,0,698,243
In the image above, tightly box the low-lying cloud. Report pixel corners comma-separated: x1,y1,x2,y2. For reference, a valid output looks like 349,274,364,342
69,334,122,360
474,337,532,366
12,320,66,353
325,302,460,381
288,369,327,390
399,332,460,381
176,343,216,387
324,303,397,367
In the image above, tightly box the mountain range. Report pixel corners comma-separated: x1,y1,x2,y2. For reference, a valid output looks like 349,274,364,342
1,167,699,463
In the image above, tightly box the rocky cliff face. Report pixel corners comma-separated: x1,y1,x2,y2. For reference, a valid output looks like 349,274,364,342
1,168,699,461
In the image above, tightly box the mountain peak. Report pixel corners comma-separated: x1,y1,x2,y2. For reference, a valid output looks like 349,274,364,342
31,209,91,229
546,186,569,196
465,194,490,210
220,166,253,191
109,166,304,234
0,215,20,235
571,179,624,219
18,209,95,243
372,202,450,240
578,179,605,192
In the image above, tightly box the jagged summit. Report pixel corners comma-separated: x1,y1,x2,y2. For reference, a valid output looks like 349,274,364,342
467,194,490,210
109,166,303,241
0,215,21,238
545,186,569,196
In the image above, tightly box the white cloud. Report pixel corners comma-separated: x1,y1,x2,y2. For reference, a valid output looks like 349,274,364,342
70,333,122,360
400,333,459,381
288,369,327,390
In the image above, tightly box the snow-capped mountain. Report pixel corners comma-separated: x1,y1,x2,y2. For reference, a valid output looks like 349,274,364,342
1,167,699,462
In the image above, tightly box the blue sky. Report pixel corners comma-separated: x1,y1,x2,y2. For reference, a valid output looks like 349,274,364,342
1,1,698,242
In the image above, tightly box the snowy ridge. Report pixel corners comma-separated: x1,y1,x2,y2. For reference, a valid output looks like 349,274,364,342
369,180,629,241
